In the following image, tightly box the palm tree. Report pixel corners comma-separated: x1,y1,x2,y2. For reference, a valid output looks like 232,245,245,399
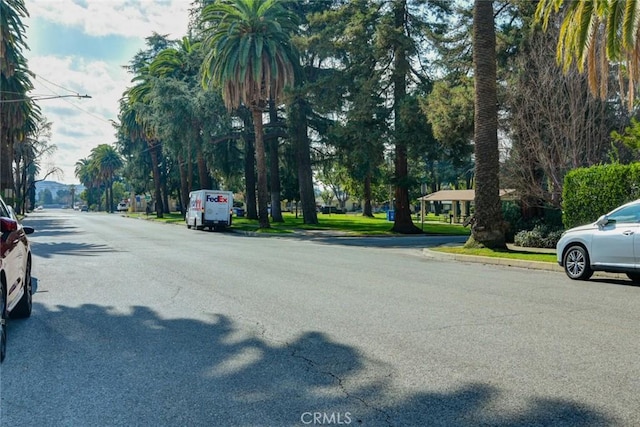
14,116,57,213
74,158,92,187
1,0,36,200
200,0,299,228
122,69,165,218
75,158,99,208
465,0,506,249
149,37,216,205
91,144,123,212
536,0,640,109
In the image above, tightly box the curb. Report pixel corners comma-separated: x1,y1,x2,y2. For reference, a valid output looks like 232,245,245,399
421,248,627,280
421,248,562,272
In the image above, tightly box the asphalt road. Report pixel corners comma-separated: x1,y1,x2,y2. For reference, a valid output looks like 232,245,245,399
1,210,640,426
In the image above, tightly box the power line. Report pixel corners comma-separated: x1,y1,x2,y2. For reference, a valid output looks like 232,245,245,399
0,94,91,103
30,76,111,124
34,74,83,95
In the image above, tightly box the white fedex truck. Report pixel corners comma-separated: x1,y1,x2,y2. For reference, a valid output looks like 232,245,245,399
186,190,233,231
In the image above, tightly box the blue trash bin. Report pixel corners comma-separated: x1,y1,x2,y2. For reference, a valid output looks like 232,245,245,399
386,210,395,221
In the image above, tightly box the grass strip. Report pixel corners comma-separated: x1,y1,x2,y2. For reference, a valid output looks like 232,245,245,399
434,246,557,263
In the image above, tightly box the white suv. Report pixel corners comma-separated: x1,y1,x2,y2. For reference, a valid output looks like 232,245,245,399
556,199,640,282
0,196,35,362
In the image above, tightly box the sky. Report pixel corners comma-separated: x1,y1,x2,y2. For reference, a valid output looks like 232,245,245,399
24,0,192,185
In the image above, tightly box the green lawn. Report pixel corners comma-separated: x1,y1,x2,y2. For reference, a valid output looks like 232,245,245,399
131,211,471,236
232,212,471,236
434,246,557,263
129,211,560,263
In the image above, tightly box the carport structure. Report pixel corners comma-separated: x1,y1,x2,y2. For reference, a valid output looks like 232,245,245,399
418,189,516,223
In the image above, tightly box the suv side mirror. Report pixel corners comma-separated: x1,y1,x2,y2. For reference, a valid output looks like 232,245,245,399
596,214,610,227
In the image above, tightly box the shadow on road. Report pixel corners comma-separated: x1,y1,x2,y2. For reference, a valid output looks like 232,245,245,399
2,303,612,426
222,230,470,249
29,241,119,258
23,214,121,258
589,278,640,287
21,216,83,238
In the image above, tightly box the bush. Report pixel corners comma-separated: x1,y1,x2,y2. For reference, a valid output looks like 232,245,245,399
563,163,640,228
502,201,521,243
502,201,563,244
514,224,563,249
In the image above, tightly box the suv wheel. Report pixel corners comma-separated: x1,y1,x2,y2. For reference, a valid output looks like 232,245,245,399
563,245,593,280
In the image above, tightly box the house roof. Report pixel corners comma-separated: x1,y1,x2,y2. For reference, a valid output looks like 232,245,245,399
418,189,516,202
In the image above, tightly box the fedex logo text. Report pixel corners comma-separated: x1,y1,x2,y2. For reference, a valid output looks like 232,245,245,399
206,195,228,203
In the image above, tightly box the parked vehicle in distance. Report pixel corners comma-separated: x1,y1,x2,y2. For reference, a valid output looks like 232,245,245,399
186,190,233,231
80,205,89,212
117,202,128,212
0,194,35,362
556,199,640,282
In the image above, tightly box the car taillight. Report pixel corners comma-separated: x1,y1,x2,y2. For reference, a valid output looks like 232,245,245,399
0,217,17,256
0,217,17,233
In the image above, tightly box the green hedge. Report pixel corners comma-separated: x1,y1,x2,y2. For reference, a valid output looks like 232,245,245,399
562,163,640,228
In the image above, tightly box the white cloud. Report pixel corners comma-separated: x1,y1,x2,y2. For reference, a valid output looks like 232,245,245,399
29,55,129,183
28,0,190,38
24,0,192,184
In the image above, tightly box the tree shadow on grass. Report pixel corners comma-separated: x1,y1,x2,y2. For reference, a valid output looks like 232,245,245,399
1,304,612,426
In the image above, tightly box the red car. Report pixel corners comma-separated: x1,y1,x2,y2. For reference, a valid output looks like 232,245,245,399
0,196,34,362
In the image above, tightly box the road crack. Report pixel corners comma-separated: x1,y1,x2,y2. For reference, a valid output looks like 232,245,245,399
290,348,394,426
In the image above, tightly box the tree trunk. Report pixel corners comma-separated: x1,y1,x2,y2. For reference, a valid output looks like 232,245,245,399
242,114,258,220
268,98,283,222
363,174,374,217
15,156,25,214
466,0,506,249
28,177,36,212
252,108,270,228
149,139,164,218
0,127,15,206
391,0,421,234
187,141,194,191
162,172,170,214
108,176,114,213
197,150,211,189
178,155,189,215
290,98,318,224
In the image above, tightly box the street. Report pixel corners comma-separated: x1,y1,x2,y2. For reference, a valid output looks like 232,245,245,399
1,210,640,426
